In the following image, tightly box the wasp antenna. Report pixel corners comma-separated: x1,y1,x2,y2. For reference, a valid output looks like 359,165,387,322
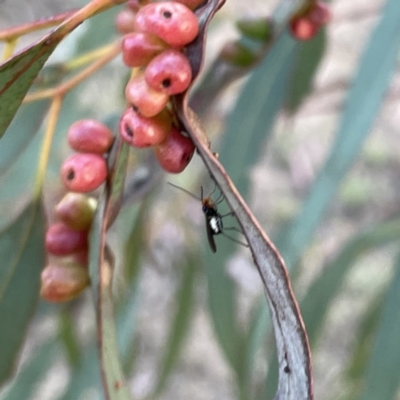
167,182,201,201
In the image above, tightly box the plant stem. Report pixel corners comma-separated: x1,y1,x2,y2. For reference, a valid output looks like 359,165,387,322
33,95,63,198
0,10,76,41
24,41,121,103
1,39,18,61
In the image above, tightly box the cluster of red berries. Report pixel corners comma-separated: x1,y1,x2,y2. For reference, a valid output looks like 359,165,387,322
117,0,202,173
41,0,204,302
289,1,331,41
41,120,114,302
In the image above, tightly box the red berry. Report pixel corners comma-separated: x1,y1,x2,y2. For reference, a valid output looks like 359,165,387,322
122,32,168,67
40,263,90,302
154,127,195,173
134,2,199,48
289,17,319,41
289,2,330,41
145,49,192,95
61,153,107,193
119,107,172,148
55,193,96,231
125,73,169,117
116,9,137,34
68,119,114,154
45,223,88,256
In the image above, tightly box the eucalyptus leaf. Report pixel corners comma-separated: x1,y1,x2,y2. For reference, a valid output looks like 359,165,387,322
359,254,400,400
0,200,46,384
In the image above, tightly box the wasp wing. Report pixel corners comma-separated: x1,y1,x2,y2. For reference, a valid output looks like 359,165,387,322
205,215,217,253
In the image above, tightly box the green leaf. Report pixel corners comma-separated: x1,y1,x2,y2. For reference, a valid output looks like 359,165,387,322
0,200,46,384
88,137,130,399
219,32,297,194
285,29,326,113
277,0,400,269
0,131,42,229
0,40,59,138
75,5,122,54
152,253,198,397
0,100,49,174
58,309,82,368
1,338,58,400
342,295,384,400
358,254,400,400
301,217,400,347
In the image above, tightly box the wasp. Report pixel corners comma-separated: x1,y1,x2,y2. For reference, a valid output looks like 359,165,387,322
168,182,248,253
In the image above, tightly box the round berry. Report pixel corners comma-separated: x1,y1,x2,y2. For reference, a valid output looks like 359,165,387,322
116,9,137,34
122,32,168,67
40,263,90,302
45,222,88,256
289,17,319,41
145,49,192,95
61,153,107,193
125,73,169,117
154,127,195,173
55,193,97,231
119,108,172,148
134,2,199,48
68,119,114,154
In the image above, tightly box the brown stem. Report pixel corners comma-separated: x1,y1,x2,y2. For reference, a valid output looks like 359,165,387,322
23,41,121,103
0,10,77,41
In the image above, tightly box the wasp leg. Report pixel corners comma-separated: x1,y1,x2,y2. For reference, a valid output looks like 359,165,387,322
220,211,235,218
223,226,245,235
221,232,249,248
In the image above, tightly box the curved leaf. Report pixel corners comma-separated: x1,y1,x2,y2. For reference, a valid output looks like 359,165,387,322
285,29,326,113
89,136,130,399
359,253,400,400
0,0,126,138
152,253,198,397
0,200,46,384
174,0,313,398
0,40,59,138
0,100,49,174
1,338,58,400
301,217,400,347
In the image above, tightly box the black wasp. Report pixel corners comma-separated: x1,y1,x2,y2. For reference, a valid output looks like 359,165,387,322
168,182,248,253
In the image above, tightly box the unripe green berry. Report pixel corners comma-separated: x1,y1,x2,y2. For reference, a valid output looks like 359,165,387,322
55,193,97,231
220,41,258,67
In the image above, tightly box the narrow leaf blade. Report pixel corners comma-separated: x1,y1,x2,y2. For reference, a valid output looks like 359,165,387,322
0,200,46,384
